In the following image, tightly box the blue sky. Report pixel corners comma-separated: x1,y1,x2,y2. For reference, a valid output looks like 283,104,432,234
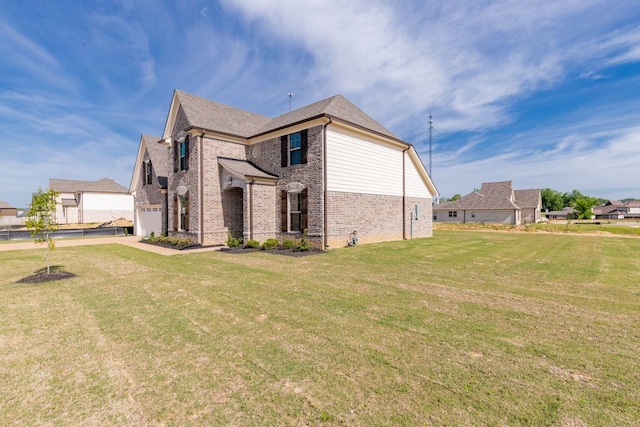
1,0,640,208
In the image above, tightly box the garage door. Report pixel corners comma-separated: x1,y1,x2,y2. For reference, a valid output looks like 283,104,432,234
137,206,162,237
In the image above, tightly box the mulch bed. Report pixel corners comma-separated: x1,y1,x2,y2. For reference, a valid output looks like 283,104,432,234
18,270,76,284
139,240,205,251
221,247,324,257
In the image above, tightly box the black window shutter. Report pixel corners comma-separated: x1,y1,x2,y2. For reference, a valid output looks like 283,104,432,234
142,161,146,186
173,193,179,230
281,135,288,167
148,161,152,185
281,190,288,232
173,141,178,172
301,129,308,164
184,191,189,231
184,135,190,170
301,188,308,232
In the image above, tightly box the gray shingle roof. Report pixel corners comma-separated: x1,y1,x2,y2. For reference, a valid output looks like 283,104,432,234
436,181,519,210
253,94,399,139
218,158,278,180
142,134,169,176
0,201,14,209
50,178,129,194
514,189,541,209
176,90,271,138
175,90,399,141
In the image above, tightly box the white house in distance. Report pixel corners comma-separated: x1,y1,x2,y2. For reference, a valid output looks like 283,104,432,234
49,178,134,225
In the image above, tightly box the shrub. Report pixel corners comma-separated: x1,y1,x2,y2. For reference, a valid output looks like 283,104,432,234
226,231,242,248
295,229,311,252
150,231,155,238
263,238,279,250
245,239,260,249
282,239,294,249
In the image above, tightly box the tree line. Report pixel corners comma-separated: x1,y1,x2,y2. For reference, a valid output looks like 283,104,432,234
541,188,608,219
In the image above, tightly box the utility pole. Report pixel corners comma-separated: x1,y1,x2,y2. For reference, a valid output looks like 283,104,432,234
287,92,293,112
428,112,434,177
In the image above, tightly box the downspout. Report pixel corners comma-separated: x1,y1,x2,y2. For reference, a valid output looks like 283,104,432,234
402,148,409,239
248,178,255,240
323,117,332,249
199,130,205,245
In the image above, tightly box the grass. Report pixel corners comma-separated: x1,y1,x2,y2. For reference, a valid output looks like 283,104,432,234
1,231,639,425
435,220,640,236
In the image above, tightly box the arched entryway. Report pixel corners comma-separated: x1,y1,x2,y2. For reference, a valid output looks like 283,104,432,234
221,186,243,241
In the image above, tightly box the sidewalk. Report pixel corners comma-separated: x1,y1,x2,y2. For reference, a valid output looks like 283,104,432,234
0,236,223,256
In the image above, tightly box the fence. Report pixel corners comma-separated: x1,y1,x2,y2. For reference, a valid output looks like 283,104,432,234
0,226,133,241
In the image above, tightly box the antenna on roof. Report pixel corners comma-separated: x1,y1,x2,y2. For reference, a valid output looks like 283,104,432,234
428,112,434,177
287,92,294,112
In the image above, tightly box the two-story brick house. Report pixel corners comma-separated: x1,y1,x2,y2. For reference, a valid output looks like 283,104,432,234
137,90,437,248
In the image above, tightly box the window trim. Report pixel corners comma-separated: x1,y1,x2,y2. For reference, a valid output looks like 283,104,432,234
144,161,152,185
174,135,190,172
281,189,308,232
281,129,308,167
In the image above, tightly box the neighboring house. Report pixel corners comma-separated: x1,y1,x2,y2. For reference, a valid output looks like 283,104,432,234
546,207,577,220
593,200,640,219
129,135,170,237
49,178,134,224
0,201,17,217
433,181,541,225
147,90,438,248
0,201,24,226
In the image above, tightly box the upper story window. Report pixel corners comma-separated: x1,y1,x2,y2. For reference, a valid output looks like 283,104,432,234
144,161,152,185
289,132,302,165
281,129,308,167
174,135,190,172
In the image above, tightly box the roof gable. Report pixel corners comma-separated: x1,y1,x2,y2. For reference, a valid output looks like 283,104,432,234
514,189,541,209
142,134,169,176
253,94,398,139
169,90,271,138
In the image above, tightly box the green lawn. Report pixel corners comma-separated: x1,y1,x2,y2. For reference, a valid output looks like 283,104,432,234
1,231,639,425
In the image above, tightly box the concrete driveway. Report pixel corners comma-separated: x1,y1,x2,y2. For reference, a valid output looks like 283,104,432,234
0,236,222,256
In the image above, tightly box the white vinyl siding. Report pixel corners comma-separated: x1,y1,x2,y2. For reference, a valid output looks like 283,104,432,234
326,129,403,196
405,155,432,198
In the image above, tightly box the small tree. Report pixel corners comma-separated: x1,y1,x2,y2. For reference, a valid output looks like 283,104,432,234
26,188,60,275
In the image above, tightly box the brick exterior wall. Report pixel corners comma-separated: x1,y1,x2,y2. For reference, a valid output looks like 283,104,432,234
248,125,324,247
521,208,540,224
168,107,199,242
134,146,167,207
221,186,243,241
405,196,434,240
325,192,432,248
434,209,518,224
